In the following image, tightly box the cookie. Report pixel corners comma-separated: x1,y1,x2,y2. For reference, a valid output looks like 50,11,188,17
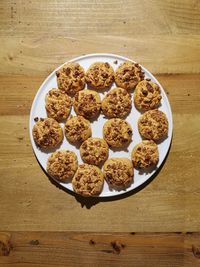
85,62,114,90
65,116,92,143
115,61,144,90
138,109,168,141
47,150,78,182
131,140,159,169
101,87,132,118
72,164,104,197
80,137,109,166
134,80,162,111
103,118,133,147
32,118,63,148
103,158,134,189
56,62,85,96
45,88,72,121
73,89,101,119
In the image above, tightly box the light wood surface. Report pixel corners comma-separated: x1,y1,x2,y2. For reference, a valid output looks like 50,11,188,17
0,0,200,266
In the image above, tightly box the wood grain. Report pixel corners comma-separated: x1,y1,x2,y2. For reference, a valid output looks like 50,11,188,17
0,232,200,267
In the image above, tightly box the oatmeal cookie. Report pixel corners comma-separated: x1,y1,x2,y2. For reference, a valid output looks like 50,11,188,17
47,150,78,182
115,61,144,90
103,158,134,189
85,62,114,90
101,87,132,118
134,80,162,111
45,88,72,121
65,116,92,143
32,118,63,148
56,62,85,95
80,137,109,166
103,118,133,147
138,109,168,141
131,140,159,169
73,89,101,119
72,164,104,197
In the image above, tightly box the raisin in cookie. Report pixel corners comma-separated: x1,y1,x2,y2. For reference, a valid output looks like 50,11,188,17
65,116,92,143
138,109,168,141
80,137,109,166
73,89,101,119
131,140,159,169
47,150,78,182
85,62,114,90
103,118,133,148
45,88,72,121
103,158,134,189
72,164,104,197
115,61,144,90
32,118,63,149
134,80,162,111
102,87,132,118
56,62,85,96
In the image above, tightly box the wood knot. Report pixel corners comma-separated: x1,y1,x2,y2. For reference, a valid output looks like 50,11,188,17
110,240,125,254
192,245,200,259
0,233,13,256
29,240,39,245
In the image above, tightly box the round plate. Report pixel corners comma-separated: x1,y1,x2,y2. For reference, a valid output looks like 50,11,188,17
29,53,173,197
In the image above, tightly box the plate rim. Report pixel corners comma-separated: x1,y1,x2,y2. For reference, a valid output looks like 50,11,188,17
29,53,173,198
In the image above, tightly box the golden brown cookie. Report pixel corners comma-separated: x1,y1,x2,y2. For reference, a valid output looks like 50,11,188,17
134,80,162,111
80,137,109,166
73,89,101,119
45,88,72,121
72,164,104,197
85,62,114,90
32,118,63,148
131,140,159,169
101,87,132,118
56,62,85,96
138,109,168,141
103,158,134,189
115,61,144,90
47,150,78,182
65,116,92,143
103,118,133,148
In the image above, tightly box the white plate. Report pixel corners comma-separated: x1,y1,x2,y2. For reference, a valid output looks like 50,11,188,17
29,53,173,197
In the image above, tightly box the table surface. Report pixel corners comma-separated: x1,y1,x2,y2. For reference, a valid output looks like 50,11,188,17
0,0,200,266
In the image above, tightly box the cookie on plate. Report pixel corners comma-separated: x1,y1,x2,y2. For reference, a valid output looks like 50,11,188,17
56,62,85,96
45,88,72,121
134,80,162,111
72,164,104,197
103,158,134,189
65,115,92,144
80,137,109,166
101,87,132,118
138,109,168,141
47,150,78,182
32,118,63,149
85,62,114,90
115,61,144,90
73,89,101,119
131,140,159,169
103,118,133,148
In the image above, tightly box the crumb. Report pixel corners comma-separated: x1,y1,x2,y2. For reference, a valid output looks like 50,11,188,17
113,60,118,64
34,117,38,122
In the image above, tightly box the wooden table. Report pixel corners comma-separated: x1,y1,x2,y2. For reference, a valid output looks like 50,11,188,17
0,0,200,266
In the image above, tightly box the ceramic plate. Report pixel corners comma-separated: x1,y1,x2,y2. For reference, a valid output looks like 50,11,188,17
29,53,173,197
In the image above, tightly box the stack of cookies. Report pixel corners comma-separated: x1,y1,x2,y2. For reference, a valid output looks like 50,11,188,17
32,60,169,197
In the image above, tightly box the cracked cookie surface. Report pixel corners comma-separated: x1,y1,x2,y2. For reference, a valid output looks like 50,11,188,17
72,164,104,197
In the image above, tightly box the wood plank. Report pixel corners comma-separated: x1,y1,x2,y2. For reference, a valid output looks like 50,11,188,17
0,0,200,37
0,114,199,231
0,232,200,266
0,74,200,116
1,36,200,75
